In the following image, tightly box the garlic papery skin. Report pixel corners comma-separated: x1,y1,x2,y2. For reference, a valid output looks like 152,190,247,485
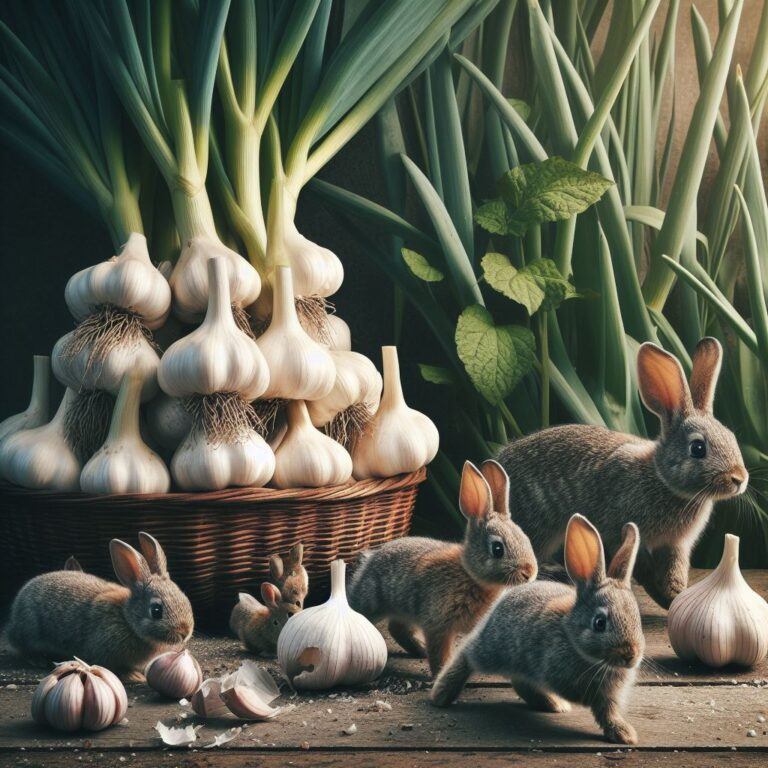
284,224,344,299
352,346,439,479
171,427,275,491
277,560,387,689
65,233,171,328
158,257,269,400
145,650,203,699
668,534,768,667
325,315,352,351
32,659,127,732
272,401,352,489
0,355,50,442
170,236,261,323
80,374,170,494
256,266,336,401
147,393,192,454
0,388,81,490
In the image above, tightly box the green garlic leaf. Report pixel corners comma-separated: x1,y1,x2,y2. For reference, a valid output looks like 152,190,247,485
474,199,524,236
418,364,457,387
402,248,444,282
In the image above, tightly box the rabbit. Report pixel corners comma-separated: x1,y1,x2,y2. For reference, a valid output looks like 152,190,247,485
229,582,300,655
64,555,83,572
6,533,194,680
432,514,644,745
348,460,538,675
269,543,309,609
497,337,748,608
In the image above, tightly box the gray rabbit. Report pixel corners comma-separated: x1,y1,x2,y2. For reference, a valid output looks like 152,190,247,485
497,338,748,607
432,514,644,745
348,460,537,675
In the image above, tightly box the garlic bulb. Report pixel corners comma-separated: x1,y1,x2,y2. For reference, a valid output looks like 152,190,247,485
256,266,336,401
277,559,387,689
325,315,352,351
352,346,439,479
170,236,261,322
668,534,768,667
145,650,202,699
147,392,192,453
32,659,127,732
159,257,269,400
0,355,50,442
272,401,352,489
0,388,81,490
65,233,171,328
80,374,170,494
284,224,344,298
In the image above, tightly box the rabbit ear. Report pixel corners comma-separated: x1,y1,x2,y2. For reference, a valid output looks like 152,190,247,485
64,556,83,572
689,337,722,413
138,532,168,576
238,592,262,610
480,460,511,517
459,461,492,521
637,343,691,428
269,555,284,582
110,539,151,588
260,582,281,610
564,515,606,586
607,523,640,585
288,543,304,568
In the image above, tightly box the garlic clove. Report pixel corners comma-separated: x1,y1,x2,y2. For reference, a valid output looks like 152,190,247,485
90,666,128,724
81,672,117,731
283,224,344,299
145,649,203,700
43,670,85,732
0,355,50,443
31,673,58,724
191,679,230,718
219,684,280,721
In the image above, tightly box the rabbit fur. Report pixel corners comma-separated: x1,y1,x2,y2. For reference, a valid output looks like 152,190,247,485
348,460,537,675
229,582,300,655
497,338,748,607
269,543,309,609
432,514,644,745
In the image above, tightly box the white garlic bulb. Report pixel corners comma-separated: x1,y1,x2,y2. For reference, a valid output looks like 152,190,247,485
0,355,50,442
159,257,269,400
32,659,127,732
65,233,171,328
170,236,261,322
0,388,81,491
325,315,352,351
145,650,203,699
272,401,352,489
284,224,344,298
80,374,170,494
146,392,192,453
352,346,439,479
256,266,336,401
278,559,387,689
307,351,382,429
668,534,768,667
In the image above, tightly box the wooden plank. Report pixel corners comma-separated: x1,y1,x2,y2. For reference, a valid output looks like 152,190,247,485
0,684,766,752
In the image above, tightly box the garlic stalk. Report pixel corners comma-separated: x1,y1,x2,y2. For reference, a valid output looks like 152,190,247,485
352,346,439,478
0,388,81,491
32,659,127,732
277,560,387,689
80,374,170,494
0,355,50,442
272,401,352,489
668,534,768,667
145,649,203,699
256,266,336,401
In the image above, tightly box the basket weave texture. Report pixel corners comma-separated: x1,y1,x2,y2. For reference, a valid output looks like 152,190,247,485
0,469,424,626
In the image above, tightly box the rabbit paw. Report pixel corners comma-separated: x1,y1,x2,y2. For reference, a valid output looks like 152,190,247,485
604,718,638,745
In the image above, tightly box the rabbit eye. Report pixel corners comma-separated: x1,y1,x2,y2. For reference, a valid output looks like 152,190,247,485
150,603,163,620
490,540,504,559
689,439,707,459
295,600,302,607
592,614,607,633
273,619,279,626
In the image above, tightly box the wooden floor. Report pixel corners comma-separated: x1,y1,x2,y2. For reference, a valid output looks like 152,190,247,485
0,570,766,767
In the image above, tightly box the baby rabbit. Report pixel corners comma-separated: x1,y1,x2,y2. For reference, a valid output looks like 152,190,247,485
348,460,537,675
432,514,644,745
498,338,748,607
229,583,300,655
7,533,193,680
269,543,309,609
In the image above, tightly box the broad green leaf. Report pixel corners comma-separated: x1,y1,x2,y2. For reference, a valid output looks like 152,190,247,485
402,248,444,282
481,253,579,314
474,198,519,235
507,97,531,122
419,364,456,386
455,305,536,404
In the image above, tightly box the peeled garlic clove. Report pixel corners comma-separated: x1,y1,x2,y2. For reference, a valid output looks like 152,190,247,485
145,649,203,700
43,671,85,732
219,684,279,721
0,355,50,443
81,672,117,731
191,679,229,718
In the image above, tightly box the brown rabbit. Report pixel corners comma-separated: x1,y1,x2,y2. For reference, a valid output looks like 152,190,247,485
348,460,538,675
7,533,194,680
497,338,748,608
229,583,300,655
269,543,309,609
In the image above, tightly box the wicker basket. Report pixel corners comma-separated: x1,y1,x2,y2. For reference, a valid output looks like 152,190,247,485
0,469,425,626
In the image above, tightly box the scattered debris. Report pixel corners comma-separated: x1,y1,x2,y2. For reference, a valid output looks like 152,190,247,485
155,721,201,747
203,727,243,748
747,729,757,738
342,723,358,736
757,715,766,723
401,723,414,731
360,700,392,712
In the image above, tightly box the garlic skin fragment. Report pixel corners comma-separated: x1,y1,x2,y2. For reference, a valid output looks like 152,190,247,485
0,355,50,443
145,649,203,699
159,257,269,400
668,534,768,668
272,401,352,489
256,266,336,401
352,346,439,479
80,374,170,494
278,560,387,689
0,388,81,491
65,233,171,329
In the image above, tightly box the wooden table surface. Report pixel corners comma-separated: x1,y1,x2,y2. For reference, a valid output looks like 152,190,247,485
0,569,766,767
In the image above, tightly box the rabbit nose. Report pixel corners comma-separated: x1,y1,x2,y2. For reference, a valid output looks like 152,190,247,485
730,469,747,491
515,563,537,583
179,622,192,638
